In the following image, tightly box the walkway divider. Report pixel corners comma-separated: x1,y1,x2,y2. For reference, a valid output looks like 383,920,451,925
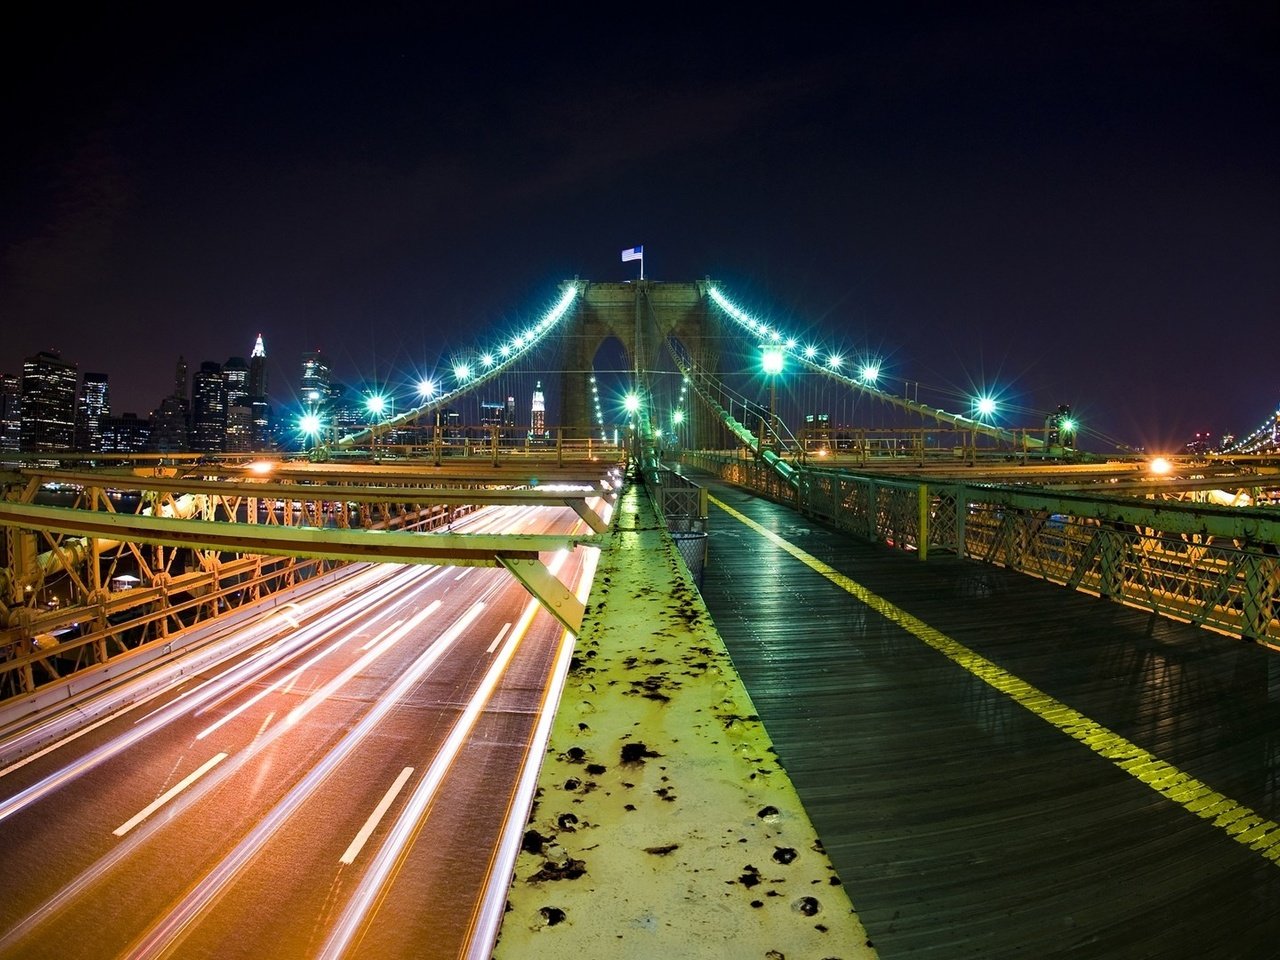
494,483,878,958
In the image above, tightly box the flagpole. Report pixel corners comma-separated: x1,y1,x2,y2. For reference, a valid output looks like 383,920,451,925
640,253,644,281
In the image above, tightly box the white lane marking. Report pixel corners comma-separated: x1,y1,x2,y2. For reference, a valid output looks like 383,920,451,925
454,567,473,581
486,623,512,654
113,753,228,837
340,767,415,865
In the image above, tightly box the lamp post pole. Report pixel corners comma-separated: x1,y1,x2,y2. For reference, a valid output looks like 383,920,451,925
761,348,784,454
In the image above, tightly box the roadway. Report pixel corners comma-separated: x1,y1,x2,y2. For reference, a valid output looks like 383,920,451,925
0,502,601,960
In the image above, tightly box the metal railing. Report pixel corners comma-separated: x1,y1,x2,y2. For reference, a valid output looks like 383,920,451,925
684,450,1280,643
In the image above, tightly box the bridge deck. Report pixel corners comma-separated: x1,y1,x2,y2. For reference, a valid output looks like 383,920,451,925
694,472,1280,959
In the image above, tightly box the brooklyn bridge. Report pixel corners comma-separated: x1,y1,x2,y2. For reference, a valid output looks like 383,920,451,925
1,279,1278,959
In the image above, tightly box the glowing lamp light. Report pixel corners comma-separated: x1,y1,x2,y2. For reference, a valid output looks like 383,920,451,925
762,349,784,376
827,354,844,370
481,353,494,367
500,344,511,357
299,413,322,436
1150,457,1172,475
453,363,471,382
624,393,641,414
861,364,880,383
672,410,685,425
804,345,818,359
418,379,436,398
248,460,275,475
366,395,387,416
976,396,997,417
785,338,797,350
1060,418,1076,433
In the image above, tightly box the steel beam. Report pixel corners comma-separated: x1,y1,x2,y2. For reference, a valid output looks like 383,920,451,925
0,502,601,567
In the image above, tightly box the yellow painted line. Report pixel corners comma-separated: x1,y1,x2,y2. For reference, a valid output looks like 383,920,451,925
709,493,1280,866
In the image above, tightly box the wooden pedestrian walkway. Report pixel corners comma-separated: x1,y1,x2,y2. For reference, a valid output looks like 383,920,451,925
693,471,1280,959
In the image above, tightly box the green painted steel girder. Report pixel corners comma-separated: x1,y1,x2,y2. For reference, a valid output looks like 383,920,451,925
956,483,1280,543
0,502,602,568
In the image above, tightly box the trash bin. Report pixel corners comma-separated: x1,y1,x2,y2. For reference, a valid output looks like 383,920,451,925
671,530,708,589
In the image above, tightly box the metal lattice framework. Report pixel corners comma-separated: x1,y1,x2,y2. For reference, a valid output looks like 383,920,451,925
0,458,621,702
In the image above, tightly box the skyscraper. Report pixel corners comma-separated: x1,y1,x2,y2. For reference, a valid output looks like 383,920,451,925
0,375,21,453
223,356,251,452
301,350,331,409
75,372,110,452
174,355,189,403
248,334,268,399
530,381,546,439
248,335,271,450
190,361,226,453
21,350,78,452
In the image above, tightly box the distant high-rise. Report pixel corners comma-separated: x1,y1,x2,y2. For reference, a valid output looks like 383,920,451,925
100,413,152,454
504,395,516,428
148,396,189,454
223,356,251,452
76,372,110,452
21,350,78,452
480,400,505,427
247,335,271,449
249,334,268,399
190,361,226,453
0,375,21,453
530,381,546,438
174,355,189,402
301,350,331,409
224,357,249,409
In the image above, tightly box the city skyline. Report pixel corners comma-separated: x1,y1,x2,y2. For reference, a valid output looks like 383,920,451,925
2,5,1275,451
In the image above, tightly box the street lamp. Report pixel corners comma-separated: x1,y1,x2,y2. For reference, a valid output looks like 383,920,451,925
762,347,784,451
366,394,389,461
299,412,323,453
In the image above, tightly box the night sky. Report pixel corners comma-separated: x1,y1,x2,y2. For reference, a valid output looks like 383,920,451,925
2,3,1275,453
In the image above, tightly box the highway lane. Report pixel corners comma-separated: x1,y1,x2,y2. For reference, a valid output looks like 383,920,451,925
0,501,602,959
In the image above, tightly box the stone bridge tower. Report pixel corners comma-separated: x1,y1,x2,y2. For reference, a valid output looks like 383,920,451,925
558,280,730,451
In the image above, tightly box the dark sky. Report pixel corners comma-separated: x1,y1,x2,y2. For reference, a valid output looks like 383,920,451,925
2,3,1276,452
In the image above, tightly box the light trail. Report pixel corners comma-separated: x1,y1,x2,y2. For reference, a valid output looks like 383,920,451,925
0,565,398,774
123,600,490,959
324,528,599,958
282,599,442,730
466,540,601,958
317,591,545,960
194,569,447,741
0,567,434,826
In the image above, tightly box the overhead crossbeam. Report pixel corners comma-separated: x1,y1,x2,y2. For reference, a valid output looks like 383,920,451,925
0,502,601,568
18,470,613,530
